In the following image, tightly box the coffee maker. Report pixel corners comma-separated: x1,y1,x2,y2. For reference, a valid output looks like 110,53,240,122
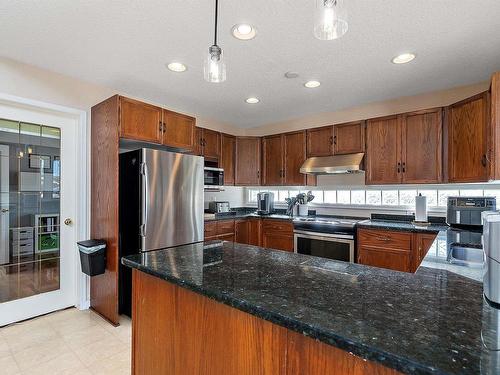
257,192,275,215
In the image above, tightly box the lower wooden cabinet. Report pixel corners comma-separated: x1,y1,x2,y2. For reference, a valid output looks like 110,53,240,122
205,219,235,241
247,218,262,246
262,219,294,252
357,228,437,273
235,219,250,244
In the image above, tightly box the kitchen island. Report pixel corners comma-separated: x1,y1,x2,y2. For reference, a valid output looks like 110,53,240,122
122,239,500,375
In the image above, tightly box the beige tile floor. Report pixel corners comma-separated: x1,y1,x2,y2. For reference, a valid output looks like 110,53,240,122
0,308,131,375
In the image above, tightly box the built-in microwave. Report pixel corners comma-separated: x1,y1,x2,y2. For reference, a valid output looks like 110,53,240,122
204,167,224,187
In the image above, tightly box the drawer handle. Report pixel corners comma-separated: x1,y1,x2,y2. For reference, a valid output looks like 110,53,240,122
378,236,391,242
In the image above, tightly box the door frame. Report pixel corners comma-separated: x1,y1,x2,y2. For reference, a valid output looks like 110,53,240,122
0,92,89,321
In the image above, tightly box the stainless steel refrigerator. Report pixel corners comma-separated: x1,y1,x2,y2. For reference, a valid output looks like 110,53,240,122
118,148,204,315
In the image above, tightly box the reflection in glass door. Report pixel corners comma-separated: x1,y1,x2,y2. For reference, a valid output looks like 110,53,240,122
0,119,61,303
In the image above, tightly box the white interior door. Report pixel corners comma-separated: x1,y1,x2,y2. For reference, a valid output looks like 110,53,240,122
0,102,80,326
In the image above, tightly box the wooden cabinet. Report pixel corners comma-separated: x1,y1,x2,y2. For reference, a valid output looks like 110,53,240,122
446,92,490,182
204,221,218,240
235,137,261,185
262,219,294,252
357,228,437,273
284,131,307,186
193,127,203,156
162,110,195,150
262,131,307,186
414,233,437,269
220,134,235,185
196,128,221,160
235,219,249,244
120,97,162,143
262,134,284,185
334,121,365,155
401,109,442,184
357,228,412,272
366,115,401,184
204,219,235,241
366,110,442,185
248,218,262,246
490,72,500,180
307,126,334,157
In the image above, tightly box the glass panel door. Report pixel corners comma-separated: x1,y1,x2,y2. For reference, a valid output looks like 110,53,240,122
0,119,61,303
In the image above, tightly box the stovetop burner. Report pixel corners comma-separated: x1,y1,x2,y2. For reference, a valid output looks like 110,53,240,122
292,216,367,235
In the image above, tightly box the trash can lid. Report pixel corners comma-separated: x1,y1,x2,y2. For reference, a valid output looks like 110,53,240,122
77,239,106,253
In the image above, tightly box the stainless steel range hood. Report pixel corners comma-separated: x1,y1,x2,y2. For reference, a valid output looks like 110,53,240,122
300,153,365,175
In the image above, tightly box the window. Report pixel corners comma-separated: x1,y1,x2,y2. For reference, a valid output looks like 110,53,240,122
246,184,500,209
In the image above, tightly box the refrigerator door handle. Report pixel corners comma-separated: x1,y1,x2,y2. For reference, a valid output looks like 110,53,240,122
141,162,149,239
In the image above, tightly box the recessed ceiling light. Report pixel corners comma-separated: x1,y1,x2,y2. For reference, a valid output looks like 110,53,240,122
304,80,321,88
245,97,260,104
167,62,187,72
391,53,416,64
231,24,257,40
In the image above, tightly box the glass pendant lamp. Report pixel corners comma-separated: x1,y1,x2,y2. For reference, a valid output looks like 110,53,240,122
204,0,226,83
314,0,348,40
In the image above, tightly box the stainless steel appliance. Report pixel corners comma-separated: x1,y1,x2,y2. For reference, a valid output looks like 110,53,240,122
300,153,365,175
257,192,275,215
293,217,364,262
446,197,496,268
447,197,496,226
118,148,204,315
483,212,500,308
204,167,224,188
208,201,230,214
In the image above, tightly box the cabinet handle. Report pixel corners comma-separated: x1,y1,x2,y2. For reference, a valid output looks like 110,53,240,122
159,121,163,133
378,236,391,242
397,162,401,173
162,122,166,133
257,170,260,178
402,162,406,173
482,154,487,167
329,136,334,145
333,135,337,145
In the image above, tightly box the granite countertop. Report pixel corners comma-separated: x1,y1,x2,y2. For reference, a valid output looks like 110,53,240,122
122,240,499,375
204,210,294,222
357,219,450,233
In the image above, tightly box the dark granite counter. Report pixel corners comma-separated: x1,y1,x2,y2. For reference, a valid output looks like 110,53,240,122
357,219,450,233
122,240,500,375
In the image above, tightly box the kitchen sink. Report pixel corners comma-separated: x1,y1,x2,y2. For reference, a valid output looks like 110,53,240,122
448,245,484,267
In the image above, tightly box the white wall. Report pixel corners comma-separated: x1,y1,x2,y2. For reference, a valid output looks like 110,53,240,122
204,187,245,209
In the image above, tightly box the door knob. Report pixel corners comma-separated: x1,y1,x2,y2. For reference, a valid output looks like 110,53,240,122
64,218,73,226
1,208,9,213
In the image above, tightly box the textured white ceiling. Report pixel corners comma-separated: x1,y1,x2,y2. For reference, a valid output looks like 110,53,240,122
1,0,500,128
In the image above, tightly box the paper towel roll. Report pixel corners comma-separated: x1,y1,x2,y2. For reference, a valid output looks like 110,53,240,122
415,194,427,222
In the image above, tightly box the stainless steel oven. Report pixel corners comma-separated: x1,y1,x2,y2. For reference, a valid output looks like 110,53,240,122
294,230,355,262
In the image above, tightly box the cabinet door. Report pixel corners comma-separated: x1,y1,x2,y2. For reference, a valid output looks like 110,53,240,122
235,219,249,244
358,247,411,273
162,110,195,150
220,134,235,185
401,109,442,184
218,233,235,242
284,131,307,186
202,129,221,160
119,97,162,143
366,115,402,184
262,135,284,186
204,221,217,240
235,137,261,185
193,127,203,156
262,220,294,252
334,121,365,155
447,92,490,182
413,233,437,271
307,126,333,157
247,218,262,246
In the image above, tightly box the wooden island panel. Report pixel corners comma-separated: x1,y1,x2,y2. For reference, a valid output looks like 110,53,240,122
132,269,401,375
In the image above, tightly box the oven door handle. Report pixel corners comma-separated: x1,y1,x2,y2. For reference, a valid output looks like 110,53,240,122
293,230,354,241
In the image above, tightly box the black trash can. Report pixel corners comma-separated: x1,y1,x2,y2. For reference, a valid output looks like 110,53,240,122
77,239,106,276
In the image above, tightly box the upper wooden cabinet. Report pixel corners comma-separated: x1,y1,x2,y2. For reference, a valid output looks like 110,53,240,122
262,134,284,186
307,126,333,157
334,121,365,155
366,115,401,184
284,131,307,185
446,92,490,183
162,110,195,150
401,109,443,184
195,128,221,160
366,110,443,185
119,96,195,150
120,97,162,143
262,131,307,186
220,134,235,185
235,137,261,186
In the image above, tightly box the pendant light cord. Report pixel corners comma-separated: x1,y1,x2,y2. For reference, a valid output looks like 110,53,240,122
213,0,219,46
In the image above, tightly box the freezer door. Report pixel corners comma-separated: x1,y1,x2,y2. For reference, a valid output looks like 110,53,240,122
141,149,204,251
